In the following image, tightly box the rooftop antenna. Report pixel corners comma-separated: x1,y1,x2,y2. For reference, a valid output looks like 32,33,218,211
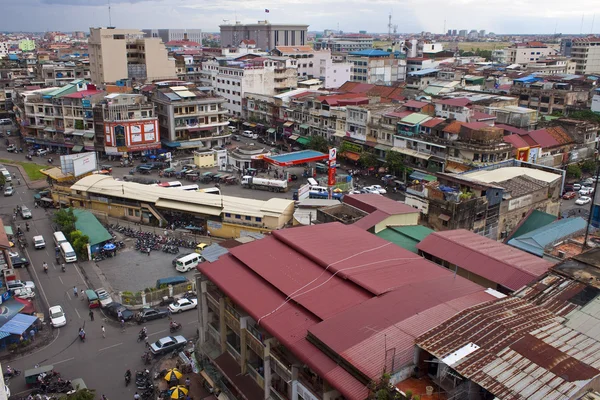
108,0,112,27
592,14,596,34
388,12,392,40
580,14,584,35
443,19,446,35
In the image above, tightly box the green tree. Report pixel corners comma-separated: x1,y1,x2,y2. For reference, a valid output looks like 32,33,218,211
307,136,329,153
53,209,77,237
567,164,582,179
580,159,599,174
568,110,600,123
385,151,413,182
367,373,400,400
66,388,96,400
358,151,379,168
0,173,5,187
69,230,90,261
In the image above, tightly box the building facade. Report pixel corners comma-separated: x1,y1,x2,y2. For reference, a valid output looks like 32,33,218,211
562,37,600,74
220,22,308,50
143,29,203,44
347,50,406,84
36,61,91,87
88,28,177,84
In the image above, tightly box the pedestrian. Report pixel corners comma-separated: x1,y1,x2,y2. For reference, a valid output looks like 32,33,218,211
185,377,190,390
73,286,78,297
101,325,105,338
117,310,123,320
120,318,125,332
80,289,85,299
17,178,20,185
147,248,150,256
167,308,172,321
29,328,35,341
89,310,94,321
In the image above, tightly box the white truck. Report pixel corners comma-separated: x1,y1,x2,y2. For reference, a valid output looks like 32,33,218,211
241,176,288,192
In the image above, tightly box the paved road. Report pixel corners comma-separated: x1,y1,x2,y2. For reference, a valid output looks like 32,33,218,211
1,164,199,400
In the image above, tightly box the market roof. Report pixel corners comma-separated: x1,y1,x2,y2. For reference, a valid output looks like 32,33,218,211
461,166,561,184
376,225,434,253
71,208,112,246
417,229,554,291
416,296,600,400
343,194,420,216
263,149,328,166
348,49,391,57
508,217,588,257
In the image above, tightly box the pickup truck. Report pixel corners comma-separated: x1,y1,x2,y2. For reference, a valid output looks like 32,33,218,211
136,307,169,323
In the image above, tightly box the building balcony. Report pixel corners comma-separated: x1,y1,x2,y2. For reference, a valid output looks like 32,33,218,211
270,386,288,400
224,304,241,333
298,371,324,398
206,289,222,309
227,342,241,364
208,322,221,344
246,363,265,389
270,346,293,382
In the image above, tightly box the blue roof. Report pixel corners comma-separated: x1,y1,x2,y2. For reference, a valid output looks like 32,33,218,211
0,314,38,335
8,55,18,61
408,68,441,76
201,244,230,263
349,49,391,57
267,150,326,164
507,217,588,257
513,75,542,83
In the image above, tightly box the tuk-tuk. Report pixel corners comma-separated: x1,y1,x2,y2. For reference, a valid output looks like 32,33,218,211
100,165,113,174
39,197,54,208
138,166,152,175
85,289,100,308
225,176,237,185
24,364,54,387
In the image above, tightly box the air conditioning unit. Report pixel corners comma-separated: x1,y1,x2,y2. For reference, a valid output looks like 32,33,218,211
558,250,566,259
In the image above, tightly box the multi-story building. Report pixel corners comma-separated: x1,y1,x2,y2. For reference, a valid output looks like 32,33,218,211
15,79,105,154
506,41,556,66
314,34,374,53
94,93,160,156
142,29,203,44
88,28,177,84
201,55,298,117
220,21,308,50
270,46,352,88
347,50,406,84
151,82,230,150
524,56,576,75
0,42,8,57
510,75,593,115
36,61,91,87
562,37,600,74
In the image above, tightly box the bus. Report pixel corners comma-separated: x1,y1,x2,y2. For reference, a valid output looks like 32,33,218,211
178,184,200,191
156,181,182,188
197,187,221,195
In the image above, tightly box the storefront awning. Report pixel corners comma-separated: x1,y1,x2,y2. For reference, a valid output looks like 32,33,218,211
296,136,310,146
83,132,95,139
334,131,346,137
43,127,55,132
391,147,431,160
72,131,85,136
288,134,299,141
375,144,392,151
72,145,84,152
283,121,294,127
243,122,257,128
409,170,437,182
266,128,276,134
341,151,360,161
162,141,181,148
299,124,309,130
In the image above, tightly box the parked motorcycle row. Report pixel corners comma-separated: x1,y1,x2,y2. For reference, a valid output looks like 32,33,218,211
107,224,199,255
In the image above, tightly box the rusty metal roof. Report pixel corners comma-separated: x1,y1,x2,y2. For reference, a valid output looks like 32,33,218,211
416,230,554,291
416,297,600,400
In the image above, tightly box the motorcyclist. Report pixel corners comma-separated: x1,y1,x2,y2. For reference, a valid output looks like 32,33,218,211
5,366,12,376
25,222,30,232
42,261,48,273
139,326,147,339
125,369,132,385
170,320,179,329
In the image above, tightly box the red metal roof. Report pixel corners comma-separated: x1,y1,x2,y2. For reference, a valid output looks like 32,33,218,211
343,194,420,216
420,118,445,128
403,100,429,109
495,124,528,135
62,89,103,98
471,111,496,121
461,121,490,130
416,230,553,291
519,133,539,147
443,121,464,134
199,254,369,400
438,98,471,107
384,110,413,119
525,128,560,148
503,134,530,149
352,210,390,231
229,236,371,320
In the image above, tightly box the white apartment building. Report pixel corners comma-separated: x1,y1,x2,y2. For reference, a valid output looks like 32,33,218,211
143,29,203,44
506,42,557,66
271,46,351,88
0,42,8,57
201,56,298,117
348,50,407,84
567,37,600,74
314,35,374,53
88,27,177,84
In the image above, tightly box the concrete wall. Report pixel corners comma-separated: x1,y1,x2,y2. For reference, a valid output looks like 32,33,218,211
374,213,420,233
143,38,177,82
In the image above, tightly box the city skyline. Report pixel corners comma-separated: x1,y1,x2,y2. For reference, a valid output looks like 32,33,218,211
2,0,600,35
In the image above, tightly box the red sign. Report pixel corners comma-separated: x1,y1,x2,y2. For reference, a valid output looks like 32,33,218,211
327,148,337,186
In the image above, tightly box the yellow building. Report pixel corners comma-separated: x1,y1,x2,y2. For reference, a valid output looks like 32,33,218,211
65,175,294,238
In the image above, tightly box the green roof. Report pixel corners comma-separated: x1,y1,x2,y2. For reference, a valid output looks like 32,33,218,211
400,113,432,126
376,225,434,253
71,209,112,246
507,209,557,242
45,84,77,98
296,136,310,145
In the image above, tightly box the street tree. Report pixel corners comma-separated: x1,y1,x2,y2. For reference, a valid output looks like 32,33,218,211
385,151,412,182
567,164,582,179
66,388,96,400
308,136,329,153
52,209,77,237
359,151,379,168
70,230,90,261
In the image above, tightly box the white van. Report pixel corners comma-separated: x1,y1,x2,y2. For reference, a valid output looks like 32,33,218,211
60,242,77,263
307,178,318,187
175,253,202,273
53,231,68,246
310,185,328,194
1,169,11,182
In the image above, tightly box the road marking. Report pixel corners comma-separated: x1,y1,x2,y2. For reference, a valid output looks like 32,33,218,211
14,327,60,361
53,357,74,366
186,320,198,325
98,343,123,352
23,247,49,306
73,263,88,288
75,308,81,319
58,276,64,285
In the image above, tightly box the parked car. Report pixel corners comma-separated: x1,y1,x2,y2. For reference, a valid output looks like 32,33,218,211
49,305,67,328
136,307,169,323
572,183,582,191
370,185,387,194
21,206,32,219
582,178,594,186
136,164,152,172
33,235,46,249
6,144,16,152
562,191,577,200
7,280,35,290
36,149,48,157
95,288,113,308
362,186,381,194
580,187,595,196
4,186,14,196
576,196,592,205
242,130,258,139
10,256,30,268
168,298,198,313
232,134,241,141
149,335,187,355
12,287,35,299
172,252,194,267
105,302,134,321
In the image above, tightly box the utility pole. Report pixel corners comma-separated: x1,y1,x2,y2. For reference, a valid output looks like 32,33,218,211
108,0,112,27
583,163,600,251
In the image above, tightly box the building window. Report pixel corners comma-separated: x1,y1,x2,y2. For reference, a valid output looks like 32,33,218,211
225,213,231,218
245,216,251,221
256,217,262,222
235,214,241,219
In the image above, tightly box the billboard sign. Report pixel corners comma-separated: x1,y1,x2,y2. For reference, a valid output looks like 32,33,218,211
60,152,97,177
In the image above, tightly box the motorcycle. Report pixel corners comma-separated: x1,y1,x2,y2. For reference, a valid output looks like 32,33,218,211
169,322,182,333
125,371,131,386
3,369,21,378
43,265,48,274
61,264,66,272
137,330,147,342
141,352,152,365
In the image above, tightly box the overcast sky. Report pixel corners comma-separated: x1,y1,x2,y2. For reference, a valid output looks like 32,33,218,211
3,0,600,34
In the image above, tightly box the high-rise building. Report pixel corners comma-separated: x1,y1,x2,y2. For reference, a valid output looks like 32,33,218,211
458,30,467,37
88,27,177,84
479,30,486,37
452,29,457,36
447,29,452,36
142,29,203,44
562,37,600,73
220,21,308,50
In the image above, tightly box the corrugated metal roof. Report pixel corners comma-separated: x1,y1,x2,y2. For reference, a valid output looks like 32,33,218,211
438,97,471,107
513,273,587,316
508,217,588,257
506,209,557,243
417,230,554,291
376,225,434,253
400,113,431,125
352,210,389,231
403,100,429,109
416,297,600,400
343,194,420,216
526,128,561,148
